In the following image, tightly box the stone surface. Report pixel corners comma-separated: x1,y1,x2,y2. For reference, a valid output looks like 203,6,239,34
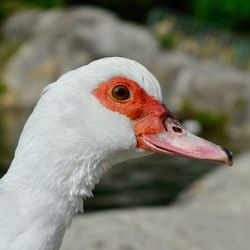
169,60,250,120
61,153,250,250
2,7,159,107
1,7,250,146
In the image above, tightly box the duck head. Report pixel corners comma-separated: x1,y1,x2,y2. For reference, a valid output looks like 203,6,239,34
13,57,232,199
89,58,232,166
1,57,233,250
39,57,232,168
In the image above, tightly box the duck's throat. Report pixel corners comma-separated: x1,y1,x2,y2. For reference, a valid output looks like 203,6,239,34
1,150,110,250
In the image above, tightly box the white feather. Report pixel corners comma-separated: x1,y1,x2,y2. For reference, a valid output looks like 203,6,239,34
0,57,162,250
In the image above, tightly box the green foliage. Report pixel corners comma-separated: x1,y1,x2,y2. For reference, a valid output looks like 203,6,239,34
181,99,228,129
0,0,64,22
179,99,242,153
1,0,250,32
97,0,153,5
196,112,228,130
0,83,6,95
0,38,23,95
192,0,250,30
159,34,177,49
180,100,228,142
0,1,18,21
22,0,65,9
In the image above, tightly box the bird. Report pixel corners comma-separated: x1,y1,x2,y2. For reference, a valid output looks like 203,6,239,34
0,57,232,250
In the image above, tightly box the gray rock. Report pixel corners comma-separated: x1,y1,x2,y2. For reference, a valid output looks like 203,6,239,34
2,9,43,42
170,60,250,117
2,7,250,145
167,60,250,145
2,7,159,107
61,153,250,250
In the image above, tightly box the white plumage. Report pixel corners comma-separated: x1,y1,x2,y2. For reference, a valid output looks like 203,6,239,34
0,57,162,250
0,57,231,250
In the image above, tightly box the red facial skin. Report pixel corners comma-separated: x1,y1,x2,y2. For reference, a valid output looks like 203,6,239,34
92,76,232,166
92,76,170,148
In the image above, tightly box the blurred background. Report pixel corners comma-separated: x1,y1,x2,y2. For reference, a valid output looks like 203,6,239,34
0,0,250,250
0,0,250,211
0,1,250,248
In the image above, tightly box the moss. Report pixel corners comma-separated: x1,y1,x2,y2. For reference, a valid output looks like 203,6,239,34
0,1,64,23
179,99,241,153
180,100,229,130
180,99,228,128
233,98,247,109
0,82,7,95
159,34,177,49
0,38,24,67
196,112,228,130
0,37,24,96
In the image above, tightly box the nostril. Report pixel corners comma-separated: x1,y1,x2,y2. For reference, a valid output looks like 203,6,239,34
172,126,183,133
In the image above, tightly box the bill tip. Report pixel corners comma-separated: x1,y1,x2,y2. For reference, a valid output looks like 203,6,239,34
223,147,233,166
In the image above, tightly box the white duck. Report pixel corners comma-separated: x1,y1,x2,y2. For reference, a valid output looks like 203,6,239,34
0,57,232,250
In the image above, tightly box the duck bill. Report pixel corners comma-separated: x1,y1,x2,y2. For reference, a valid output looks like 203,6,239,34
137,119,233,166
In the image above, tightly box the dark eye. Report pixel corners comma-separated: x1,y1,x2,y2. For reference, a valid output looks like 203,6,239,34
111,85,130,101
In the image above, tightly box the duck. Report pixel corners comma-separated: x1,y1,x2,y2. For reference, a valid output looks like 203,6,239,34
0,57,232,250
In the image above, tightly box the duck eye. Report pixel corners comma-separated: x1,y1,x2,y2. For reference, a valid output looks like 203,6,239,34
111,85,130,101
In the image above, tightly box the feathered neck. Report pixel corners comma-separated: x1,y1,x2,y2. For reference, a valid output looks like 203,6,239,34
0,58,145,249
0,105,121,250
0,133,114,250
